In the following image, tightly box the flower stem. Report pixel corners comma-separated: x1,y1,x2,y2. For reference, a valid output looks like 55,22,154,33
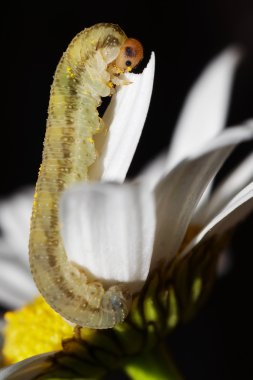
122,343,184,380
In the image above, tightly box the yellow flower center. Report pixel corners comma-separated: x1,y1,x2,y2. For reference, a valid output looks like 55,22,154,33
2,296,74,365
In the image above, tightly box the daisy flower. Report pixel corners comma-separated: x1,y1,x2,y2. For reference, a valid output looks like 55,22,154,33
0,47,253,380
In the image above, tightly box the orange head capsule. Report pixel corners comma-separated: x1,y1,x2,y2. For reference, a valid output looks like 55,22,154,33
115,38,144,72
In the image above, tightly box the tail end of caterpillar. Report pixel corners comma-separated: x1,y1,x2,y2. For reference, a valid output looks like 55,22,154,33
75,284,132,329
48,283,132,330
74,284,131,333
101,285,132,327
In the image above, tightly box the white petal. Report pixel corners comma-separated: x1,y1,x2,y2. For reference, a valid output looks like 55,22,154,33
0,318,4,331
0,189,33,262
152,122,253,267
0,253,36,308
166,47,242,171
197,152,253,224
0,352,54,380
60,182,156,292
0,189,38,308
89,53,155,182
217,249,233,276
189,121,253,158
181,181,253,258
135,151,167,190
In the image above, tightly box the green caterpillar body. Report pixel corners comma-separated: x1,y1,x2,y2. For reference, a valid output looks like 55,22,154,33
29,24,136,329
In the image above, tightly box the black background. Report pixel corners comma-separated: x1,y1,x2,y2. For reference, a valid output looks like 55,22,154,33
1,1,253,379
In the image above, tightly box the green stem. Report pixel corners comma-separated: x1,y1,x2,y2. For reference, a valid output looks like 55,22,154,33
122,343,184,380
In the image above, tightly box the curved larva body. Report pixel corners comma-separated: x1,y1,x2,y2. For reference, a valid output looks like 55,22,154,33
29,24,133,328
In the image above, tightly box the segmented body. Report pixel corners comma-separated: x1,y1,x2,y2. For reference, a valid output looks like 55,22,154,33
29,24,137,328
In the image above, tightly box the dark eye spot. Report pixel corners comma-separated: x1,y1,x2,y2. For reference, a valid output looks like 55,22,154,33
125,46,135,57
111,296,122,311
125,60,132,67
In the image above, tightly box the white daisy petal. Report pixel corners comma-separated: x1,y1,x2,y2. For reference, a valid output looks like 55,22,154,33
152,122,253,267
198,152,253,224
166,47,241,171
0,352,54,380
181,181,253,258
0,257,36,308
0,189,37,308
89,52,155,182
60,181,156,292
135,151,167,190
217,249,233,276
0,189,33,265
0,286,31,310
189,121,253,158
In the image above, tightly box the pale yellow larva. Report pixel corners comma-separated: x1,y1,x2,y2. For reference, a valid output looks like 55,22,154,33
29,23,144,329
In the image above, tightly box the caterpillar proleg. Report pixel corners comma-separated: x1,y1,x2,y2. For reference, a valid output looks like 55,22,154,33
29,23,143,329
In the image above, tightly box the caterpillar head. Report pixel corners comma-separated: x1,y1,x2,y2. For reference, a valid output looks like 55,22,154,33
115,38,144,72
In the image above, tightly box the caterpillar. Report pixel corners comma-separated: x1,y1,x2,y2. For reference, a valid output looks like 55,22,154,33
29,23,144,329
